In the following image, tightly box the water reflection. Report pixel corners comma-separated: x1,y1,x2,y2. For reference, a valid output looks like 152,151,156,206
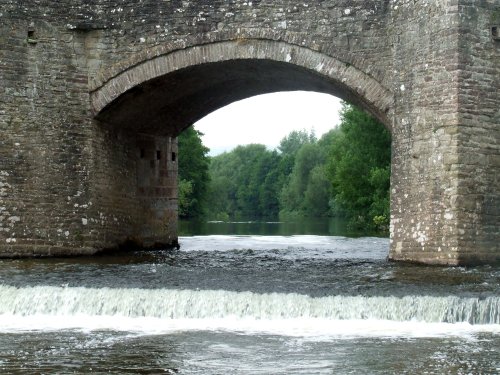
179,217,374,237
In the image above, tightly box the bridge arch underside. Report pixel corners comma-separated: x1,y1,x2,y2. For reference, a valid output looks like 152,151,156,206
92,41,392,136
89,40,397,257
96,59,378,136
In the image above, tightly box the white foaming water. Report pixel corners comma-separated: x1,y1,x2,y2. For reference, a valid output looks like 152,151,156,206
179,235,388,259
0,285,498,337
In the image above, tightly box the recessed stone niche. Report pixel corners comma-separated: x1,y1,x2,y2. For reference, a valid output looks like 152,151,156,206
492,26,500,40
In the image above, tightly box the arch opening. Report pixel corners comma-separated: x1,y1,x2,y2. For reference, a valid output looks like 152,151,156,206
89,39,394,251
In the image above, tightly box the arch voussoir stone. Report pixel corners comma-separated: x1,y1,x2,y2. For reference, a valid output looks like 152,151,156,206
91,39,393,127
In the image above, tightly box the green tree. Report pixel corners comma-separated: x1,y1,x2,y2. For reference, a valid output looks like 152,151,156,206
203,108,390,230
304,164,331,217
279,130,337,218
206,175,232,221
258,151,282,219
207,144,282,220
327,103,391,230
177,126,211,218
277,129,316,180
178,179,193,217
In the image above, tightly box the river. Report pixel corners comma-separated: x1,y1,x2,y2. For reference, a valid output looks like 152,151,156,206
0,219,498,374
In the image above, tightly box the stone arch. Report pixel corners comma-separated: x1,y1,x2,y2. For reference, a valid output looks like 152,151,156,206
90,39,394,134
87,37,395,256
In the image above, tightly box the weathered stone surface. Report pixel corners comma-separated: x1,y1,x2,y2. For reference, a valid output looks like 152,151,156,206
0,0,498,264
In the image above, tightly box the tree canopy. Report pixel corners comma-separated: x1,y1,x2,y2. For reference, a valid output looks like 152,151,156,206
177,126,210,219
327,103,391,230
178,103,391,232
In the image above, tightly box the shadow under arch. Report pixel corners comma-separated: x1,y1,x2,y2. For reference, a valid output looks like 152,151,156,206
90,39,394,135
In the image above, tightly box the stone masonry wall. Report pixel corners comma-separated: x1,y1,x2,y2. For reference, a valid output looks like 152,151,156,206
389,0,465,264
0,2,98,255
388,0,499,265
455,1,499,263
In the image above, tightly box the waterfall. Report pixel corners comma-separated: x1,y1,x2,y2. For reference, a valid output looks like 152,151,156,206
1,285,498,336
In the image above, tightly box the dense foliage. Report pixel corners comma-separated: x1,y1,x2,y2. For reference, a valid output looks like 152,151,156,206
327,104,392,230
178,103,391,231
177,126,210,218
207,144,282,220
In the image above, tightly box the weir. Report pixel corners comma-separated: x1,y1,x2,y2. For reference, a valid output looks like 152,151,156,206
1,285,499,328
0,1,498,265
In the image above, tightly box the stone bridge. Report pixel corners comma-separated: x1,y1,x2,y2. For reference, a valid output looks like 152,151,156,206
0,0,498,265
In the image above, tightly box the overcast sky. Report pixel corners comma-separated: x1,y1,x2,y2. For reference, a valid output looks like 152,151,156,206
195,91,343,156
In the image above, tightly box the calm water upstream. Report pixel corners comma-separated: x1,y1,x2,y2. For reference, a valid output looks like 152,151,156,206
0,220,498,374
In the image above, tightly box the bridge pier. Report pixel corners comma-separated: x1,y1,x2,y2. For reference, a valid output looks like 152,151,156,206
389,111,499,265
0,118,179,256
78,127,179,253
134,134,178,249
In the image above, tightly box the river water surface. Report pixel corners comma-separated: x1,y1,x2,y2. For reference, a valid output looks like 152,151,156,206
0,220,498,374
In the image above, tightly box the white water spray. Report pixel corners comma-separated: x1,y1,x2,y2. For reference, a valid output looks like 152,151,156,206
0,285,498,337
